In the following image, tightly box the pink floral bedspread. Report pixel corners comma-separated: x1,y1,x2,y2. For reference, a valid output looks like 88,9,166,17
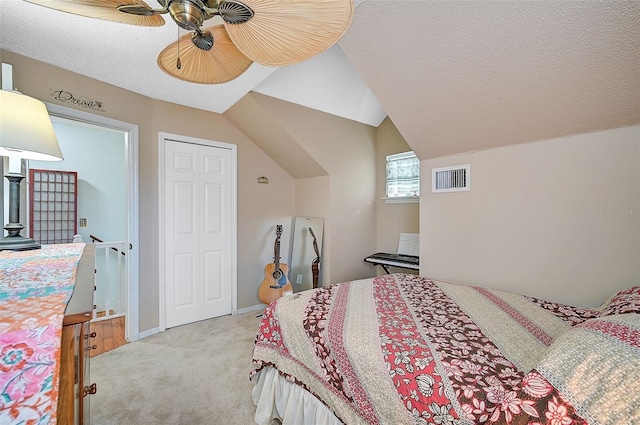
251,273,601,425
0,244,86,425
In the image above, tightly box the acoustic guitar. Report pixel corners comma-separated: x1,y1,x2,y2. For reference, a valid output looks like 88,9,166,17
258,225,293,304
309,227,320,289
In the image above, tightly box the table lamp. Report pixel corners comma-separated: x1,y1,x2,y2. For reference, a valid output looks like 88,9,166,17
0,90,63,251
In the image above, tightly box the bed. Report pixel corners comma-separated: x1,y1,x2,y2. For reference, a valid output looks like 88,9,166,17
250,273,640,425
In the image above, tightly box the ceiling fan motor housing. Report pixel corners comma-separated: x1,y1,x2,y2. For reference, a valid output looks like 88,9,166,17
168,0,211,31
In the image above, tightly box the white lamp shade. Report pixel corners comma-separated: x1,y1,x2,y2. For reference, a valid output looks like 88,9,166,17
0,90,63,161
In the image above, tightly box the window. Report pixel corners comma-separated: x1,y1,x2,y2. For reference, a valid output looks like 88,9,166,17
385,151,420,203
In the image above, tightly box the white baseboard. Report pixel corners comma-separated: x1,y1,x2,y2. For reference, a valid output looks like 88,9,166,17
138,326,161,339
138,307,264,339
235,304,266,315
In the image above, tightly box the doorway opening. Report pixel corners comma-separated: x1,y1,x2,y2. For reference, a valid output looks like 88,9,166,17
42,103,140,342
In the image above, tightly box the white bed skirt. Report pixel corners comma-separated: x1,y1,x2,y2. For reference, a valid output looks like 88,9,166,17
252,366,344,425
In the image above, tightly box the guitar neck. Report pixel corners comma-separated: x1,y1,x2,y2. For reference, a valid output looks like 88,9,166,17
274,238,281,269
309,227,320,259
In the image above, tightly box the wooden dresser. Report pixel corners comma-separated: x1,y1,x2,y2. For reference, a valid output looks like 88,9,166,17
57,244,97,425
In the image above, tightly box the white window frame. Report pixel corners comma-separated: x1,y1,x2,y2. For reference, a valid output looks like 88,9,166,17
383,151,420,204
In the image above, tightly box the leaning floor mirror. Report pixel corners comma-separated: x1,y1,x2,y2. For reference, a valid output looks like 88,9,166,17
289,216,324,293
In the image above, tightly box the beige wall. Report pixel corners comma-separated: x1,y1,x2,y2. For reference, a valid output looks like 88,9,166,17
248,94,378,284
1,50,295,332
10,47,632,330
295,176,331,286
148,101,296,321
421,125,640,307
375,118,420,263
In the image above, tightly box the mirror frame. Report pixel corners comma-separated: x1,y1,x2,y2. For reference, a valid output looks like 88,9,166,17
289,216,324,292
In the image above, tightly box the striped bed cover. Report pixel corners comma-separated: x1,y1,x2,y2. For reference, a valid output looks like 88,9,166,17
251,273,639,425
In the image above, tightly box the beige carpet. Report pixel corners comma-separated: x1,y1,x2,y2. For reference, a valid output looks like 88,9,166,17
90,311,263,425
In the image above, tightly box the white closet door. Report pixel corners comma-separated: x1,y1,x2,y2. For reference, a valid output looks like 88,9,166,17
164,140,232,328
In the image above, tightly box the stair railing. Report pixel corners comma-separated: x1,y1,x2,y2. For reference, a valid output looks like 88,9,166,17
89,235,127,322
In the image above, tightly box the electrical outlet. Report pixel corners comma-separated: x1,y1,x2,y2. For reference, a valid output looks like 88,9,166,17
296,274,303,284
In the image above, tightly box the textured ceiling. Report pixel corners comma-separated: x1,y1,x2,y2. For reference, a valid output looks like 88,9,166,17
339,1,640,159
0,0,275,112
253,45,386,127
1,0,639,161
0,0,383,125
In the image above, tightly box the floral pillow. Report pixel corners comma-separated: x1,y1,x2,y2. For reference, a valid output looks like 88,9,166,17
496,313,640,425
597,286,640,316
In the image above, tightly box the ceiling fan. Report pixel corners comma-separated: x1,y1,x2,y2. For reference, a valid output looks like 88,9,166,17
25,0,354,84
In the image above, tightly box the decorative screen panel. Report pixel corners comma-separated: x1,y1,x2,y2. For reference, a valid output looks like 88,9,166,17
29,169,78,244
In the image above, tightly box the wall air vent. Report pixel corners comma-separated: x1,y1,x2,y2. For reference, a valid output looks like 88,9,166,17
432,164,470,193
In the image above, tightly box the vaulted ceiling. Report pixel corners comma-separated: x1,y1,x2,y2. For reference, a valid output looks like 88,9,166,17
340,1,640,159
1,0,639,165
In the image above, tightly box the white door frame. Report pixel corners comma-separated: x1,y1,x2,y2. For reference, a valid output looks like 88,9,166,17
158,132,238,333
45,102,141,342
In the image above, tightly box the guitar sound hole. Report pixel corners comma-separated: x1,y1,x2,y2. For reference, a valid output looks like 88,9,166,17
272,270,282,280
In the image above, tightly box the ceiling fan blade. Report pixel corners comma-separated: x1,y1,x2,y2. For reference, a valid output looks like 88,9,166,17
24,0,165,27
157,25,253,84
221,0,354,67
117,3,166,16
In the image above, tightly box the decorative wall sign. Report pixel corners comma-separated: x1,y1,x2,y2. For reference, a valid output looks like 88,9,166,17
49,89,105,112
